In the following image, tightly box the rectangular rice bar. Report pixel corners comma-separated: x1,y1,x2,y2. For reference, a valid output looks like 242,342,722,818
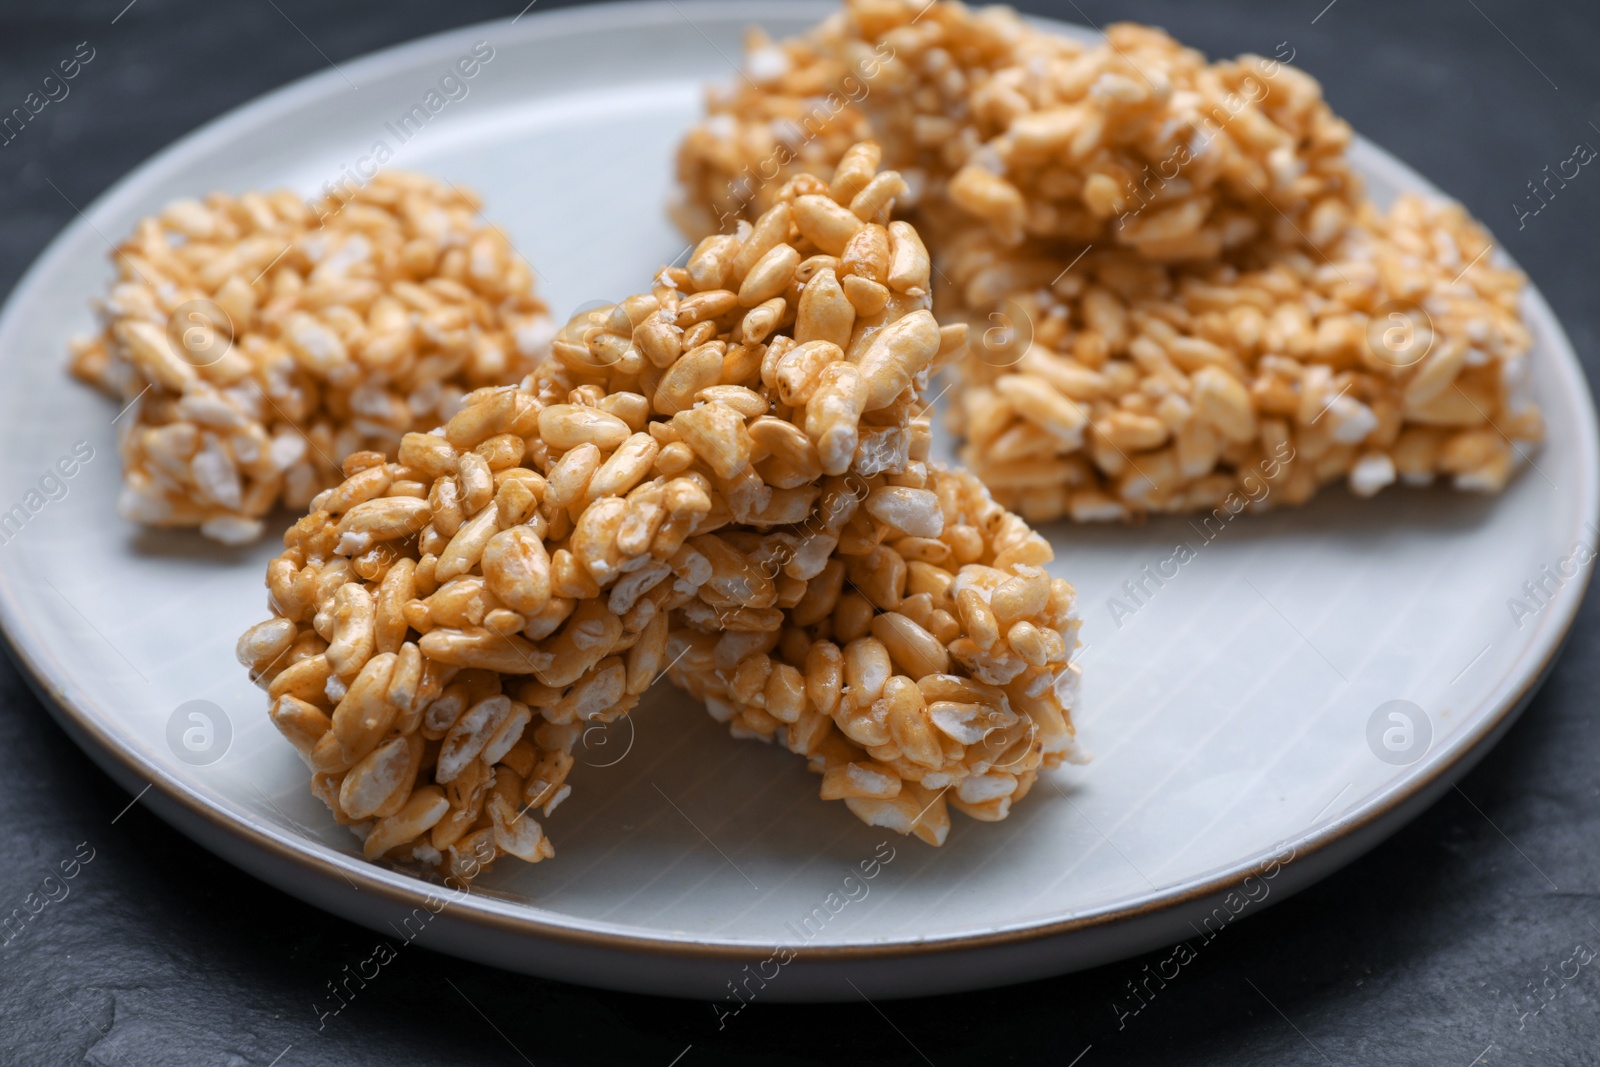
240,146,1080,875
671,0,1542,521
71,172,552,544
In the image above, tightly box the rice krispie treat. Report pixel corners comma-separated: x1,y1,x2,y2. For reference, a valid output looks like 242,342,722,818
668,466,1081,844
672,2,1543,521
949,195,1542,521
672,0,1360,260
70,172,552,544
238,147,1074,875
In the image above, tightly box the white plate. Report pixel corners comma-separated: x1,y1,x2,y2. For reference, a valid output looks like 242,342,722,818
0,0,1593,1002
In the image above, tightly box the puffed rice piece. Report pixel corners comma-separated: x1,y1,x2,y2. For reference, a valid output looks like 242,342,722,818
667,465,1082,842
70,172,552,544
672,2,1543,520
242,146,1055,874
239,394,734,879
947,195,1543,520
672,1,1359,260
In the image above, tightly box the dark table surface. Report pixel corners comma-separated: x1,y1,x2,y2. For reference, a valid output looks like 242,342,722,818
3,1,1598,1064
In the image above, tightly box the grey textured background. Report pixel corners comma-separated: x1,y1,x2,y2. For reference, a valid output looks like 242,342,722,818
2,1,1597,1064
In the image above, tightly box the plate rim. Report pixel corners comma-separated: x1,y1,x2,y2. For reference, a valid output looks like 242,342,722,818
0,0,1595,966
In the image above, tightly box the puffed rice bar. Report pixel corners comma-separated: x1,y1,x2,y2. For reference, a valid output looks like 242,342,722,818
672,1,1360,260
70,172,552,544
948,194,1542,520
668,465,1081,844
238,147,1073,874
671,2,1543,520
